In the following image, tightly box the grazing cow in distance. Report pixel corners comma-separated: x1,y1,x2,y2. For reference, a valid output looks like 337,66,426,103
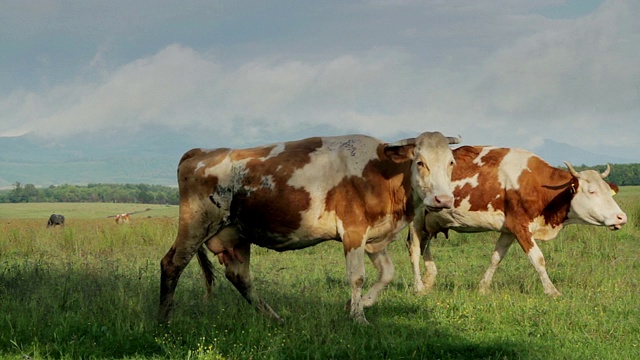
160,131,460,324
407,146,627,297
47,214,65,228
115,213,130,224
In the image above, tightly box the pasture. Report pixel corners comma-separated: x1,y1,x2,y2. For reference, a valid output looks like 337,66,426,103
0,192,639,359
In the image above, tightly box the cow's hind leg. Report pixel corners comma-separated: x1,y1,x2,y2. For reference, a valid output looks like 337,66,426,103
479,233,515,294
196,246,216,300
223,241,284,324
159,201,221,323
159,237,206,323
362,247,395,308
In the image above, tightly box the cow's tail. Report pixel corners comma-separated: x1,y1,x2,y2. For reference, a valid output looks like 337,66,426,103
196,245,216,300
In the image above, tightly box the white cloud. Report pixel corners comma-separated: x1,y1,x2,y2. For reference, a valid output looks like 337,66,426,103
0,0,638,158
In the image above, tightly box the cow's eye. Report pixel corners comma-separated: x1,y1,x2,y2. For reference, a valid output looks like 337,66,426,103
588,189,597,195
417,160,424,168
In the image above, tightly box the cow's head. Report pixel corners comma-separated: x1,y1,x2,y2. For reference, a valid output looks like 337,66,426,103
385,131,459,211
564,162,627,230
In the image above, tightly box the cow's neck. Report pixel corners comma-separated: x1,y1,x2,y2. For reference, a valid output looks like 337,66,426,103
540,169,577,228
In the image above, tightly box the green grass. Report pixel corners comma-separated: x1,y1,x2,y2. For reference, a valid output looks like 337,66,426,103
0,189,639,359
0,202,178,220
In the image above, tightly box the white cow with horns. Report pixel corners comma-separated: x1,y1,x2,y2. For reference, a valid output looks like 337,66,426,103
407,146,627,297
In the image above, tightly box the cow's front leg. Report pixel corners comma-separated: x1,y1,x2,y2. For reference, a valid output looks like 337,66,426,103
420,237,437,293
407,221,427,294
526,240,561,297
362,247,394,308
507,227,561,297
343,233,368,324
223,241,284,324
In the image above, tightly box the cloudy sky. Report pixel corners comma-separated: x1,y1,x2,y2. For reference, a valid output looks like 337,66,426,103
1,0,638,160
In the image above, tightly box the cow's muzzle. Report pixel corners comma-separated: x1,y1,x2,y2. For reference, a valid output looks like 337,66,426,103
608,213,627,230
426,194,454,212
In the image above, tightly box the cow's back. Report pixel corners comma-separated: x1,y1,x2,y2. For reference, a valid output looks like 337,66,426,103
177,135,408,250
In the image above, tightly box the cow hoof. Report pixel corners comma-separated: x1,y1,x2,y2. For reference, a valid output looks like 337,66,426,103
352,315,370,325
546,290,562,298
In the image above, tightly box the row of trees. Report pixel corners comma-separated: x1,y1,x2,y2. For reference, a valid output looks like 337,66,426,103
572,163,640,186
0,183,179,204
1,163,638,204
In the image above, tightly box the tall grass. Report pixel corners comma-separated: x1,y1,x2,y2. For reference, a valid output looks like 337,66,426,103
0,189,638,359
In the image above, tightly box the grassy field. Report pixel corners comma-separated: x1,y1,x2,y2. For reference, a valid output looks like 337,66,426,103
0,202,179,221
0,189,639,359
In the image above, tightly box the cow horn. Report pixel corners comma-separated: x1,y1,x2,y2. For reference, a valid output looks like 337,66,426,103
564,161,581,178
388,138,416,147
600,164,611,179
447,135,461,145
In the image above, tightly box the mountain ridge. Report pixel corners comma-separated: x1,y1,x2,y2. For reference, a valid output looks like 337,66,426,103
1,128,637,188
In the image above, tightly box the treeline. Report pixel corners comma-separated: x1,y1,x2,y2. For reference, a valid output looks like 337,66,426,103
572,163,640,186
1,163,638,204
0,183,179,204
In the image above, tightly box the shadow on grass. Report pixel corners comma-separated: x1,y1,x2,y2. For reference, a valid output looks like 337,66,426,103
1,259,525,360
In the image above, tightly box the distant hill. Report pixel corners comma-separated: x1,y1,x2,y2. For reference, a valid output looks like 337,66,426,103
1,128,637,188
531,139,636,167
0,127,189,188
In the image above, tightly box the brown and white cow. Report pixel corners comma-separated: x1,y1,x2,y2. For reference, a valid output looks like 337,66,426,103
115,213,130,224
159,131,460,324
407,146,627,297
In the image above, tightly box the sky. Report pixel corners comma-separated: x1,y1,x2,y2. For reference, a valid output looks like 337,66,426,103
1,0,639,160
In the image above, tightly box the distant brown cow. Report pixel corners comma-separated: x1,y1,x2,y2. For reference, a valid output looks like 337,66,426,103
159,131,460,324
115,213,130,224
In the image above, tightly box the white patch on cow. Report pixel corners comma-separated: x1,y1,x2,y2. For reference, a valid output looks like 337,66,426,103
426,208,505,233
203,154,251,207
456,195,472,211
452,174,479,192
473,147,497,167
260,175,276,190
498,148,534,191
528,216,563,241
195,161,206,172
264,143,285,159
288,135,380,227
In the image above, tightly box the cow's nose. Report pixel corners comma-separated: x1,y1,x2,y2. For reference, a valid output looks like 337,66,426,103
434,194,454,209
617,213,627,225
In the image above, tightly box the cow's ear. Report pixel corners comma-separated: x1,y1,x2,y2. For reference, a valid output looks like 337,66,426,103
384,144,415,163
608,182,619,196
570,177,579,194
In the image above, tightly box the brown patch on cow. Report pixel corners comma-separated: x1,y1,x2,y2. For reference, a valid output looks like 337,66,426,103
522,156,575,228
228,138,323,241
503,189,535,253
325,148,414,253
177,148,232,196
230,145,275,161
537,254,546,267
452,146,508,212
500,156,577,253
